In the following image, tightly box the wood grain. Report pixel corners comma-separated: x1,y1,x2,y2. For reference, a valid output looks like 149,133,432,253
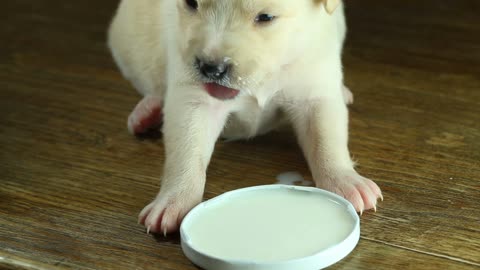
1,0,479,269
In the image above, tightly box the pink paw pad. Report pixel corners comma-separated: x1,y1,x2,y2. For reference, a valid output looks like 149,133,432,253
128,96,163,135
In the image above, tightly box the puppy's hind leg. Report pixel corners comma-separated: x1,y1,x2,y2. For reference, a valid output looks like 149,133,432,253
126,72,167,135
125,72,167,135
128,95,164,135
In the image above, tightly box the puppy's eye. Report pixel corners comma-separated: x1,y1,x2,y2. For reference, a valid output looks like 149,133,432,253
255,14,276,24
185,0,198,10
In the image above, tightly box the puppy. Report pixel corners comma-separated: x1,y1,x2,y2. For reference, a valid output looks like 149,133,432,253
108,0,382,235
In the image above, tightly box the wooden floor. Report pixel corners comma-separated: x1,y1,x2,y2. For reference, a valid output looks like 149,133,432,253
1,1,479,269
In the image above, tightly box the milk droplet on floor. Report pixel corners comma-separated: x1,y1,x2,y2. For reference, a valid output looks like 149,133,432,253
276,171,313,186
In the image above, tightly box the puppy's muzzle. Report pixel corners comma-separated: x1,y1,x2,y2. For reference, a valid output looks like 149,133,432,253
194,57,239,100
195,57,232,81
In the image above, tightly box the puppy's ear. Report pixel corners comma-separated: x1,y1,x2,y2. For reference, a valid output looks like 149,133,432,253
314,0,340,14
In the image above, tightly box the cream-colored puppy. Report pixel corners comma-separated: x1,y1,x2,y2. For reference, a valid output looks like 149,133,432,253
108,0,382,235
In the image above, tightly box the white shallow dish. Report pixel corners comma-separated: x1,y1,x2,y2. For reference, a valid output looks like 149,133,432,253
180,185,360,270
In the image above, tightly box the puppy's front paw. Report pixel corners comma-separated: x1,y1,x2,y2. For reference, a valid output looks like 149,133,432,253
128,95,163,135
316,170,382,214
138,189,202,235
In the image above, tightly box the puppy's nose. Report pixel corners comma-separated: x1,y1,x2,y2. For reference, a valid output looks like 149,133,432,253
196,57,231,80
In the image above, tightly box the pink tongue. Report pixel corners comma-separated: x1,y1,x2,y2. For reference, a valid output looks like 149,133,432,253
204,83,239,100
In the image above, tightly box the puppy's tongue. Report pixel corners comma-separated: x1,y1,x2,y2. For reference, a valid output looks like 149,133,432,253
204,83,239,100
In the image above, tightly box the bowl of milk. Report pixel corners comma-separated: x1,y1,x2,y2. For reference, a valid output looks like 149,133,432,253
180,185,360,270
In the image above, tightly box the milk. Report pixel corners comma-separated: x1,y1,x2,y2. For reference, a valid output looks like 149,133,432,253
185,188,356,262
276,171,313,186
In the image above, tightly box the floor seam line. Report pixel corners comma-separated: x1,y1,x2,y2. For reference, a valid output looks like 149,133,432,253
361,236,480,267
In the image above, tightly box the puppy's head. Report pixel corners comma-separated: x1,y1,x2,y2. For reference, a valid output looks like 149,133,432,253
175,0,340,99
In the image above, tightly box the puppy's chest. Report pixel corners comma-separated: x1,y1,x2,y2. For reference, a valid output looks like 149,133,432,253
222,94,285,139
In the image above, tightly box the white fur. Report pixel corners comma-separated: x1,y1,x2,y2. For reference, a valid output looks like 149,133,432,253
108,0,382,235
